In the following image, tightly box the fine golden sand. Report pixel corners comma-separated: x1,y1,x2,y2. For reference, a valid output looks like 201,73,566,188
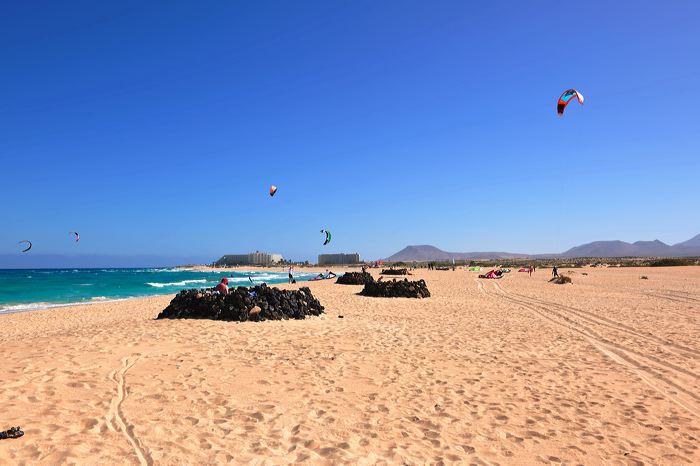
1,266,699,464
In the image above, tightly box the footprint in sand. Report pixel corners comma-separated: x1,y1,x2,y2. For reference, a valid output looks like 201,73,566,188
106,356,152,466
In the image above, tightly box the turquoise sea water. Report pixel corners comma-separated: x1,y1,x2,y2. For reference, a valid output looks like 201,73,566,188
0,268,318,313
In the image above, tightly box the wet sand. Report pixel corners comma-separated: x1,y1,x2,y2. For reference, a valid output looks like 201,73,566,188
1,266,699,464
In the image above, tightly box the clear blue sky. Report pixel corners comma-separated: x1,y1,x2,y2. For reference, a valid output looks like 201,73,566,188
2,1,699,265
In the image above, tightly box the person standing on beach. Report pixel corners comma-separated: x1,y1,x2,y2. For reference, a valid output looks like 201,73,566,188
288,266,294,284
528,266,533,277
552,265,559,278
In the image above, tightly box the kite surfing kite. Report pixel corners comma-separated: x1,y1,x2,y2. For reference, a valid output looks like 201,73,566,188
70,231,80,242
557,89,584,116
269,185,277,197
18,240,32,253
320,229,331,245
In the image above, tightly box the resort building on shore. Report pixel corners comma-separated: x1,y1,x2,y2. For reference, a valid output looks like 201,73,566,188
318,253,361,265
215,252,283,267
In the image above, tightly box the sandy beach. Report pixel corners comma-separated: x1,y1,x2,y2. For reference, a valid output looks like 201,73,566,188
1,266,698,464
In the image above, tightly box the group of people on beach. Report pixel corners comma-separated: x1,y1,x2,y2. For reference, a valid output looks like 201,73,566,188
212,263,559,296
525,265,559,277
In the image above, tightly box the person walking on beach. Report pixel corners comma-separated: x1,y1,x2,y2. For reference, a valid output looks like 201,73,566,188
552,265,559,278
288,266,294,284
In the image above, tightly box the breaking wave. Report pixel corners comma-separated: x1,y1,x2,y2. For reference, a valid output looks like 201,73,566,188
146,279,209,288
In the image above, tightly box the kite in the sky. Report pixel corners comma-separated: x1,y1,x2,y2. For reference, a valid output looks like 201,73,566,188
557,89,584,116
269,185,277,197
18,240,32,253
321,229,331,245
70,231,80,242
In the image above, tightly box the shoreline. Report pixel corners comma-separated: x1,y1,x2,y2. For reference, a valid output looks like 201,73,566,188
0,267,354,316
0,295,152,316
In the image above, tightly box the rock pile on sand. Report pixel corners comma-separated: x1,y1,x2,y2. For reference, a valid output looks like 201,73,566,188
360,278,430,298
381,268,408,275
549,275,572,285
157,284,324,321
336,272,375,285
0,426,23,440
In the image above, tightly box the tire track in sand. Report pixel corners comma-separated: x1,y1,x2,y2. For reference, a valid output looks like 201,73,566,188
509,291,700,359
489,282,700,418
644,290,700,306
491,281,506,295
509,292,700,379
107,356,151,466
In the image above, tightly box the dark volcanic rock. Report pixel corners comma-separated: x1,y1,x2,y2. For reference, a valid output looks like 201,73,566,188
549,276,572,285
336,272,375,285
0,426,23,439
381,268,408,275
359,279,430,298
157,284,324,321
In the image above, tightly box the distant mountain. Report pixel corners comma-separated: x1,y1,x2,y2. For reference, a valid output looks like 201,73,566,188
560,239,675,257
676,233,700,248
561,237,700,257
385,234,700,261
386,245,530,262
387,246,452,261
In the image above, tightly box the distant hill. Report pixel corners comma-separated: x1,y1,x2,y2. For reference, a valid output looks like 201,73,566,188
386,245,530,262
385,234,700,261
387,246,452,261
560,237,700,257
676,233,700,248
560,239,675,257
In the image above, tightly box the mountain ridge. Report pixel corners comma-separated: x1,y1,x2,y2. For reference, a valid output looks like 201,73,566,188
385,234,700,261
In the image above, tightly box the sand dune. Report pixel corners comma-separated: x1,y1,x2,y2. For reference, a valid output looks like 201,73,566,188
1,267,699,464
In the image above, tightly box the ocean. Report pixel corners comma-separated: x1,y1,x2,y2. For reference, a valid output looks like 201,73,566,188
0,268,318,314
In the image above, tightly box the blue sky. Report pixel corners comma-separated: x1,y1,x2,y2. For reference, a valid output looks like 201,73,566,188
2,1,699,265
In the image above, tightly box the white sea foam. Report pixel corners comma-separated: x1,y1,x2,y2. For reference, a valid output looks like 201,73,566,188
229,277,254,283
247,274,280,281
146,279,209,288
0,297,130,315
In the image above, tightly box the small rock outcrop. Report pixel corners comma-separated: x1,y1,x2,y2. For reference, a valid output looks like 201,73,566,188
360,279,430,298
336,272,375,285
381,268,408,275
549,276,572,285
0,426,23,440
157,284,324,321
